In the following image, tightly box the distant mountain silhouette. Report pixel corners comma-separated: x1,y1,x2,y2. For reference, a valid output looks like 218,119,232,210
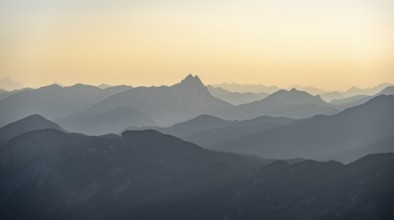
211,82,280,93
0,114,64,145
212,95,394,162
0,77,24,91
331,94,369,105
332,85,394,109
132,153,394,220
0,84,131,127
320,91,344,102
207,86,268,105
341,83,392,97
0,128,270,219
217,88,339,120
59,75,232,134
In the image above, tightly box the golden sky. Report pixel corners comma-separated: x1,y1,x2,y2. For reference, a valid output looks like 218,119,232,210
0,0,393,90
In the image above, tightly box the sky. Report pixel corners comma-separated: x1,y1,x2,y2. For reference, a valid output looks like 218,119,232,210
0,0,393,90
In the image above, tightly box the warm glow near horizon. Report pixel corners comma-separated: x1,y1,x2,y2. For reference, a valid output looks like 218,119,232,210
0,0,393,91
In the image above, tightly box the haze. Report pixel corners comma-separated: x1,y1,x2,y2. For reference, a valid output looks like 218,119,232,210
1,0,394,90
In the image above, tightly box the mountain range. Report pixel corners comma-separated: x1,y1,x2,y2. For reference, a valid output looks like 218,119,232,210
0,75,394,219
1,75,392,138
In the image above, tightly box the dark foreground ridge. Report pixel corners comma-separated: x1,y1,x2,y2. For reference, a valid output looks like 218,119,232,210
0,128,393,220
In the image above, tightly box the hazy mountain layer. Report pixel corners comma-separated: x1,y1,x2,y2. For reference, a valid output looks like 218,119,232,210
0,84,131,127
1,76,391,136
332,85,394,109
341,83,392,98
212,95,394,162
211,83,280,93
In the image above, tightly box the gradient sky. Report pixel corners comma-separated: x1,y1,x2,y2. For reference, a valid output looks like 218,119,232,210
0,0,393,90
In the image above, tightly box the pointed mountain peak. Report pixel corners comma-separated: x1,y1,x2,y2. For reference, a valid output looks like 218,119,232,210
181,74,203,85
185,73,194,80
174,74,207,91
